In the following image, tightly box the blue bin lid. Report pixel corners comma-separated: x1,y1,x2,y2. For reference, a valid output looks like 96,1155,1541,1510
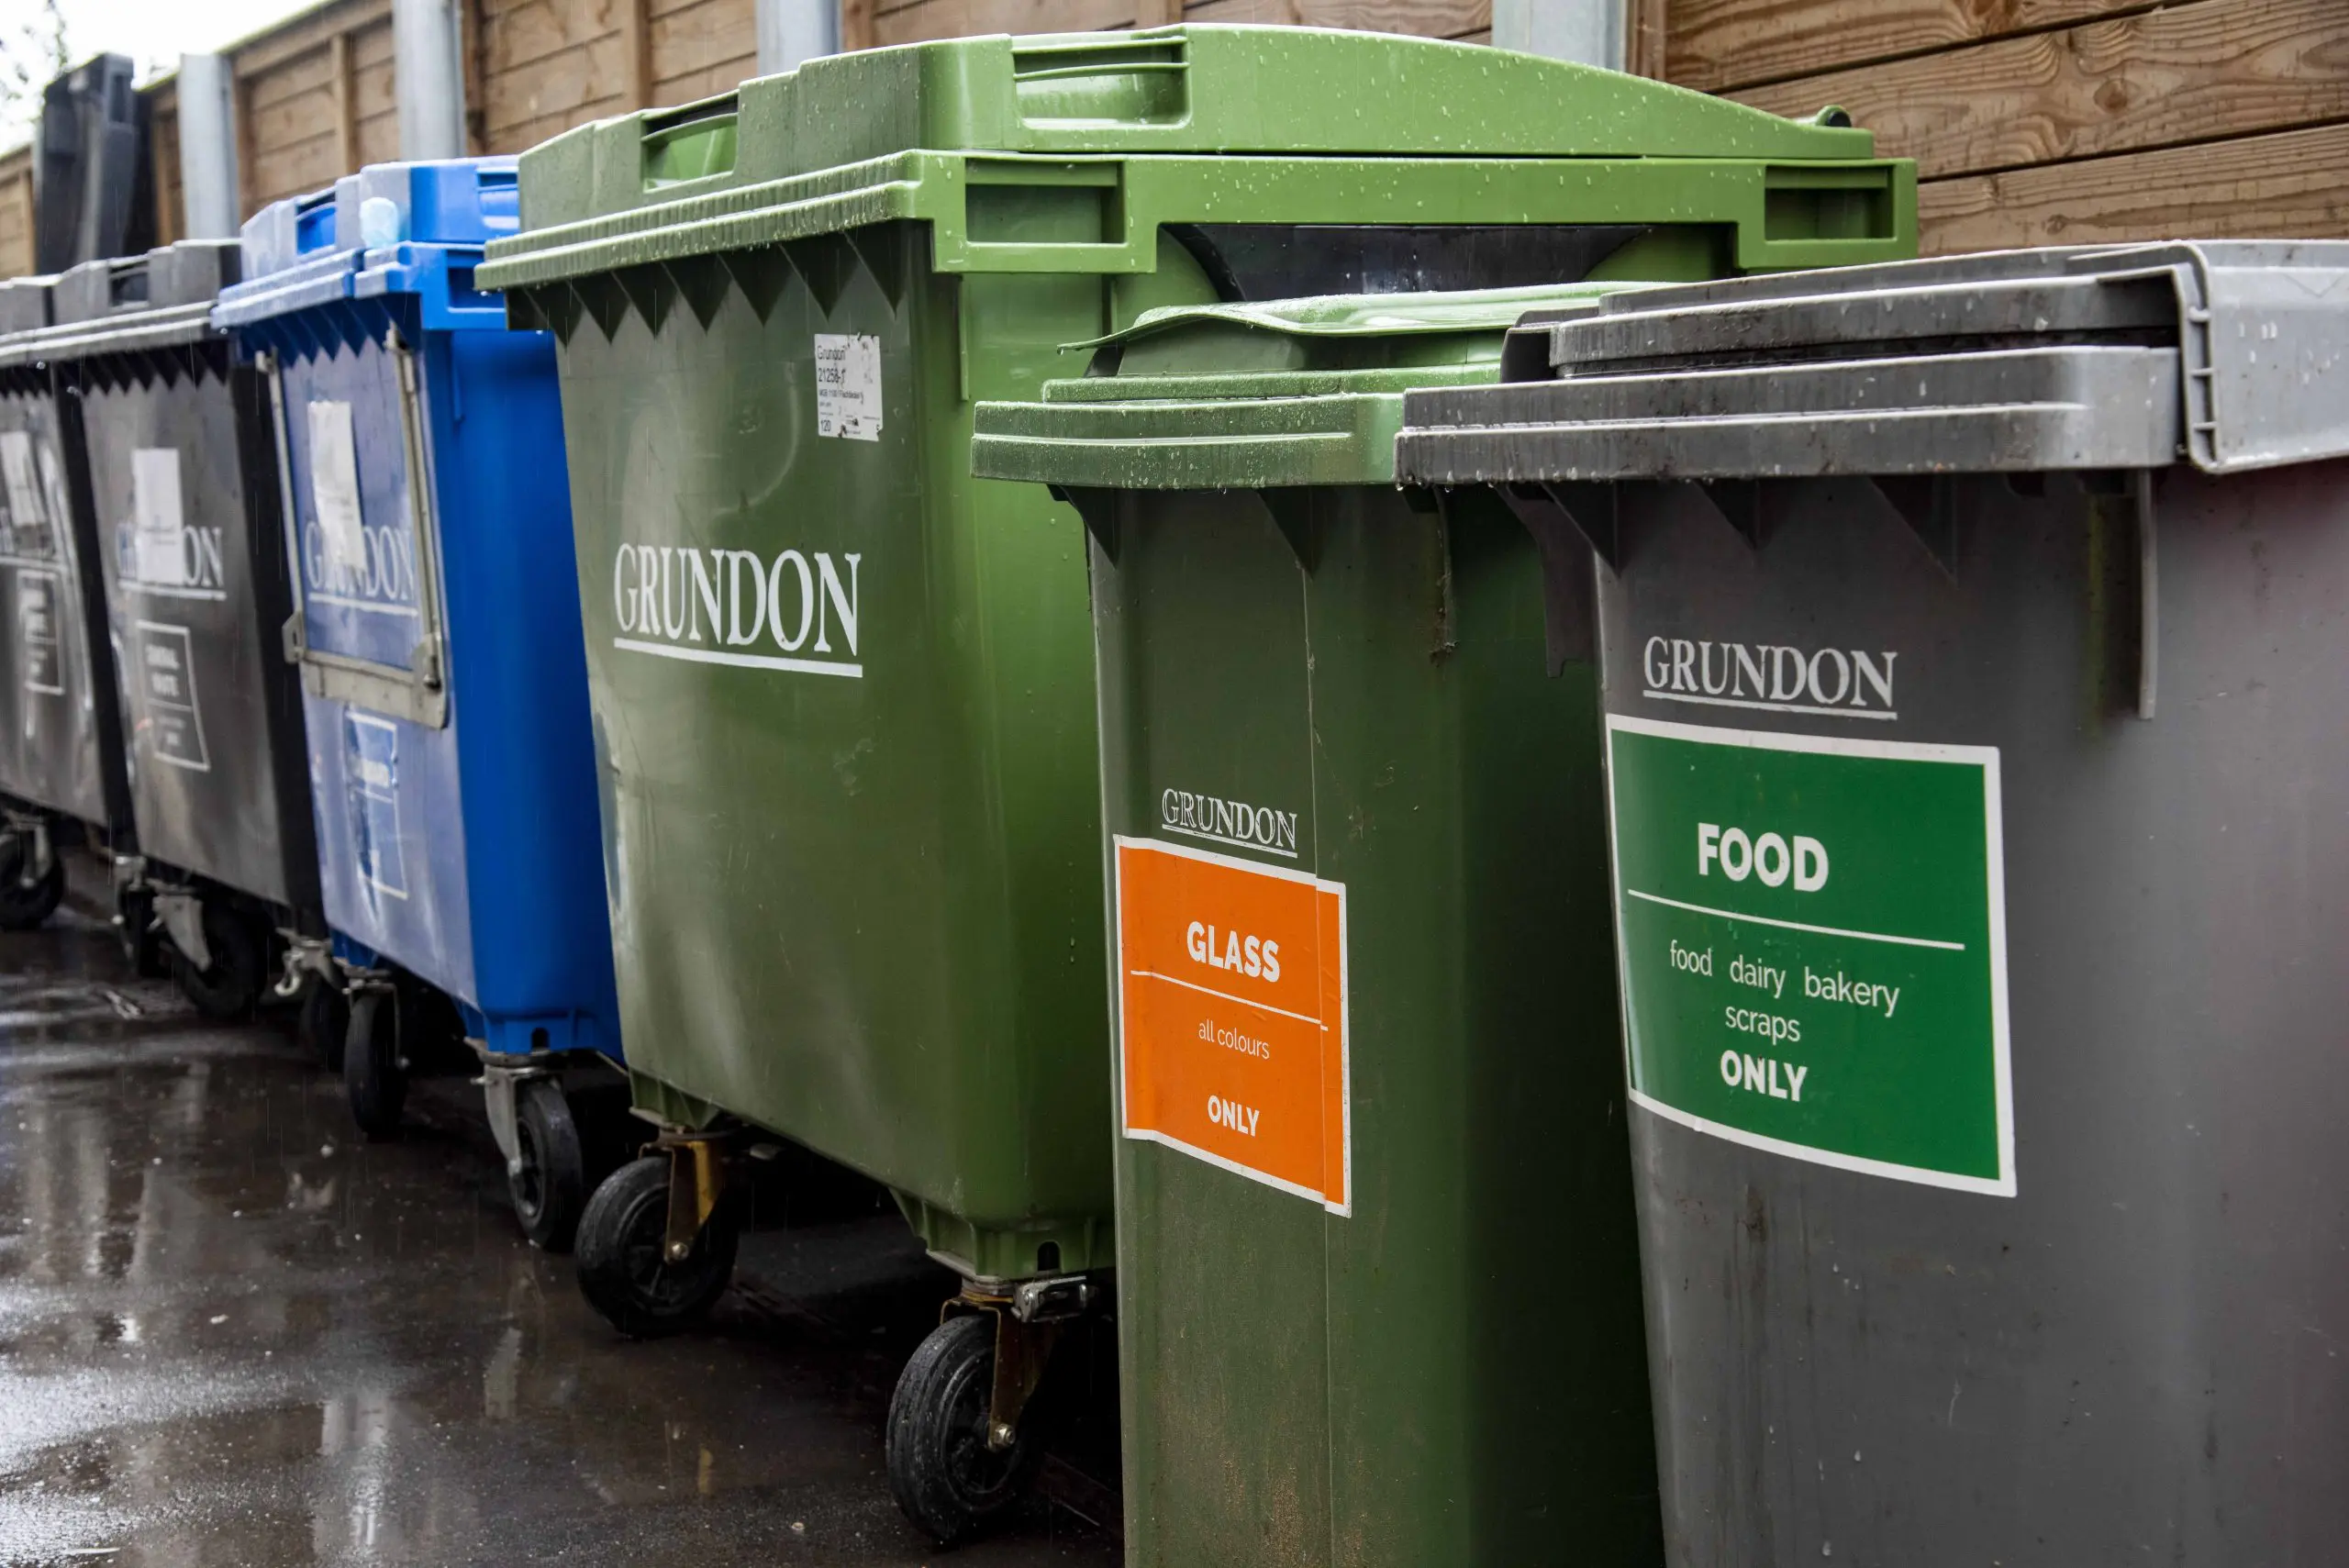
213,158,519,331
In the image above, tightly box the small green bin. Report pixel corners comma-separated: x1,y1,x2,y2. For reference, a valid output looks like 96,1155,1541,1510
971,284,1666,1564
474,23,1911,1541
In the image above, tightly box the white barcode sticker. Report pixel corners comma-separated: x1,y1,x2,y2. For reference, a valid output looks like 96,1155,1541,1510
306,400,367,575
814,334,883,441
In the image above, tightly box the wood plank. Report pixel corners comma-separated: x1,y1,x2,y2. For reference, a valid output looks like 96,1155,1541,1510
480,0,621,78
1626,0,1664,78
1918,118,2349,254
232,0,391,79
249,130,344,211
653,58,758,105
484,34,632,139
149,104,184,245
241,49,336,115
244,81,343,160
1733,0,2349,181
331,32,358,174
484,96,631,154
351,54,397,123
873,0,1138,45
356,108,401,166
843,0,877,50
650,0,757,81
351,14,395,66
1669,0,2161,95
621,0,654,107
1178,0,1483,37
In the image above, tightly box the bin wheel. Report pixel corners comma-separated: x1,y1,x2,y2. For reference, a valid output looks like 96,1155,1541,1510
172,904,265,1019
297,976,349,1072
573,1154,736,1340
886,1313,1045,1546
0,834,64,930
342,988,406,1138
509,1080,586,1253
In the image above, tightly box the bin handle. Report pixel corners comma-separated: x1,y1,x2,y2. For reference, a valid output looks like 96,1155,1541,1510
640,94,740,191
1009,34,1189,128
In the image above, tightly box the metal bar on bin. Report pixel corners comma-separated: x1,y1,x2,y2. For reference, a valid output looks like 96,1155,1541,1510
270,329,452,728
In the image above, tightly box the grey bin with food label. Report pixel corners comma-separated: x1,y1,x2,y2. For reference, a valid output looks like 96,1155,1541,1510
0,272,138,929
13,240,323,1016
1395,242,2349,1564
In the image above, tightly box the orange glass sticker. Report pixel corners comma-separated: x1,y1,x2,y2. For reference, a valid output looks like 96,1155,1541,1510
1114,837,1349,1214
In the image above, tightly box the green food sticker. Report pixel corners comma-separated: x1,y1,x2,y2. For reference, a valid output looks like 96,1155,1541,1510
1607,715,2014,1195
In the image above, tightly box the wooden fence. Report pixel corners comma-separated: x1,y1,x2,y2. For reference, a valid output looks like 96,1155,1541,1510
0,0,2341,278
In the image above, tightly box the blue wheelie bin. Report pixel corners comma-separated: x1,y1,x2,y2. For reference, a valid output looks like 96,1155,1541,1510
214,160,622,1249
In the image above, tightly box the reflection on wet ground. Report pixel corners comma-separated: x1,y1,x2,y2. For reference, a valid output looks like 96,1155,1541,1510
0,865,1120,1567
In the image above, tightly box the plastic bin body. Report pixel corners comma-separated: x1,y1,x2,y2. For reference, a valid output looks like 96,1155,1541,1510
0,277,130,836
972,286,1673,1565
478,24,1914,1280
31,242,317,911
215,161,618,1058
1394,243,2349,1564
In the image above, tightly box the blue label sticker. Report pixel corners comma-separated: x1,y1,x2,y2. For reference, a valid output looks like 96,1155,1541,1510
345,711,406,900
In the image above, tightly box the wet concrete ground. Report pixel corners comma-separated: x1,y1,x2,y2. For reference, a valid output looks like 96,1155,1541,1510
0,858,1121,1567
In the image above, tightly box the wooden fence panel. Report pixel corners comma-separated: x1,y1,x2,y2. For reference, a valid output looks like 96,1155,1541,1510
1920,119,2349,254
0,150,32,280
1731,0,2349,182
651,0,757,104
1669,0,2156,95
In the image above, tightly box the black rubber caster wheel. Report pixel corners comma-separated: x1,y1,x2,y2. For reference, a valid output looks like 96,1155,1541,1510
342,988,406,1138
172,902,265,1019
0,833,64,930
297,975,349,1073
886,1312,1044,1546
509,1079,586,1253
573,1154,736,1339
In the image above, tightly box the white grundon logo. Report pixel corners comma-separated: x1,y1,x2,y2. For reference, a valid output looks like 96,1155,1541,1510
1642,637,1897,721
612,543,862,678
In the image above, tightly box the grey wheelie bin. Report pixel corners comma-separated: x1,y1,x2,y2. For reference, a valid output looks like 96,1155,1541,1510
1395,242,2349,1565
0,273,137,928
19,241,323,1016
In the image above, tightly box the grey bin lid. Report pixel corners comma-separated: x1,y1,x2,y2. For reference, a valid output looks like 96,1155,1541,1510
0,276,55,338
1395,241,2349,483
0,240,244,367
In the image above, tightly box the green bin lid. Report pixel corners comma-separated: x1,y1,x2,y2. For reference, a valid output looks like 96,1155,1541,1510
478,27,1903,291
971,282,1649,490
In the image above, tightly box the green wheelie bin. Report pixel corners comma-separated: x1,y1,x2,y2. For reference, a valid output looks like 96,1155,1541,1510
968,283,1670,1566
473,24,1911,1541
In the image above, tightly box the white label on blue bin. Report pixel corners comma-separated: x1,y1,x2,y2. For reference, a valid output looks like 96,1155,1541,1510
345,710,407,900
306,400,368,579
133,620,208,771
815,334,882,441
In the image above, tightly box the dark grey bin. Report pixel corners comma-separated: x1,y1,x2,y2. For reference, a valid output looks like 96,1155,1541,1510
6,241,321,1008
0,272,136,929
1397,243,2349,1566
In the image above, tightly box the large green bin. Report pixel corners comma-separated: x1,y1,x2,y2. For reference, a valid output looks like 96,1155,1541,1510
971,284,1669,1566
473,23,1911,1540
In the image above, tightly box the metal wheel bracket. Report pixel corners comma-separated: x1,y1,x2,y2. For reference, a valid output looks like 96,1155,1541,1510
274,933,338,1000
3,810,53,885
477,1061,550,1178
948,1272,1101,1451
151,889,210,973
658,1135,728,1263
